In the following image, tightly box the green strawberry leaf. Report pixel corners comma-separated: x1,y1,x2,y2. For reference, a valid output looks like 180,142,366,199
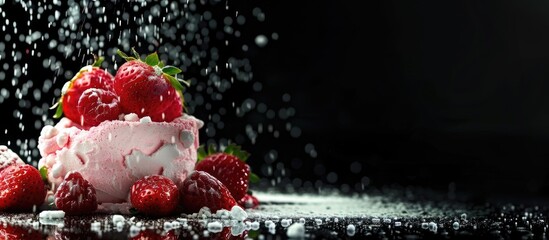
163,74,185,93
224,143,250,162
247,230,260,239
145,52,159,66
158,61,165,68
162,66,182,75
197,142,259,182
51,101,63,119
249,172,260,183
208,143,217,155
197,145,208,162
39,166,48,182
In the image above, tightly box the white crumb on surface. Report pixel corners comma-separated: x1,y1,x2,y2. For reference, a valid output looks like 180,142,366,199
286,222,305,238
38,210,65,219
129,225,141,237
206,221,223,233
123,113,139,121
231,221,246,236
112,214,125,224
250,221,260,230
230,205,248,221
91,221,101,230
139,116,152,123
281,218,292,227
346,224,356,236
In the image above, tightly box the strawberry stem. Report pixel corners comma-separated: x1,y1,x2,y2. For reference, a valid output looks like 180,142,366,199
92,55,104,67
116,49,136,61
131,47,140,59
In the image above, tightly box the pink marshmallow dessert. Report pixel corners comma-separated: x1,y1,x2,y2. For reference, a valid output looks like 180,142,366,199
38,113,203,203
37,50,203,206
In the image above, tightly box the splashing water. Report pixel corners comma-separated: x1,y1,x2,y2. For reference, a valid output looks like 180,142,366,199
0,0,322,190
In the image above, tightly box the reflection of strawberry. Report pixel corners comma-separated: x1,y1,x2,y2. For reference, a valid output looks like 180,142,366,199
130,175,179,216
54,171,97,215
53,229,100,240
0,224,42,239
131,229,178,240
195,144,259,201
179,171,236,213
77,88,121,126
237,194,259,209
0,164,46,212
211,227,232,240
114,49,187,122
53,56,115,127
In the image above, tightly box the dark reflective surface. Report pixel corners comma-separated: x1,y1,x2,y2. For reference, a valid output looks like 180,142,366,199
1,188,549,239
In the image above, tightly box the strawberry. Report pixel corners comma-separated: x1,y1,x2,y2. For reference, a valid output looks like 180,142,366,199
195,144,259,201
114,49,188,122
54,171,97,215
179,171,237,213
161,90,184,121
130,175,179,216
77,88,121,126
53,56,115,127
0,164,46,212
0,224,42,240
237,193,259,209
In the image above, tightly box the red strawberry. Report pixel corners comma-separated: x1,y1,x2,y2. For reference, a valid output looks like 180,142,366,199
237,194,259,209
179,171,236,213
0,164,46,212
54,56,115,126
54,171,97,215
130,175,179,216
114,49,187,122
0,224,42,240
160,90,184,121
77,88,121,126
195,144,258,201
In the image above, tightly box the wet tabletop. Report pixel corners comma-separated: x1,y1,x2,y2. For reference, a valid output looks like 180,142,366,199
1,188,548,239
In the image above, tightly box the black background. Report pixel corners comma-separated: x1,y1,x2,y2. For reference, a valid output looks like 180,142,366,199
248,0,549,200
3,0,549,201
